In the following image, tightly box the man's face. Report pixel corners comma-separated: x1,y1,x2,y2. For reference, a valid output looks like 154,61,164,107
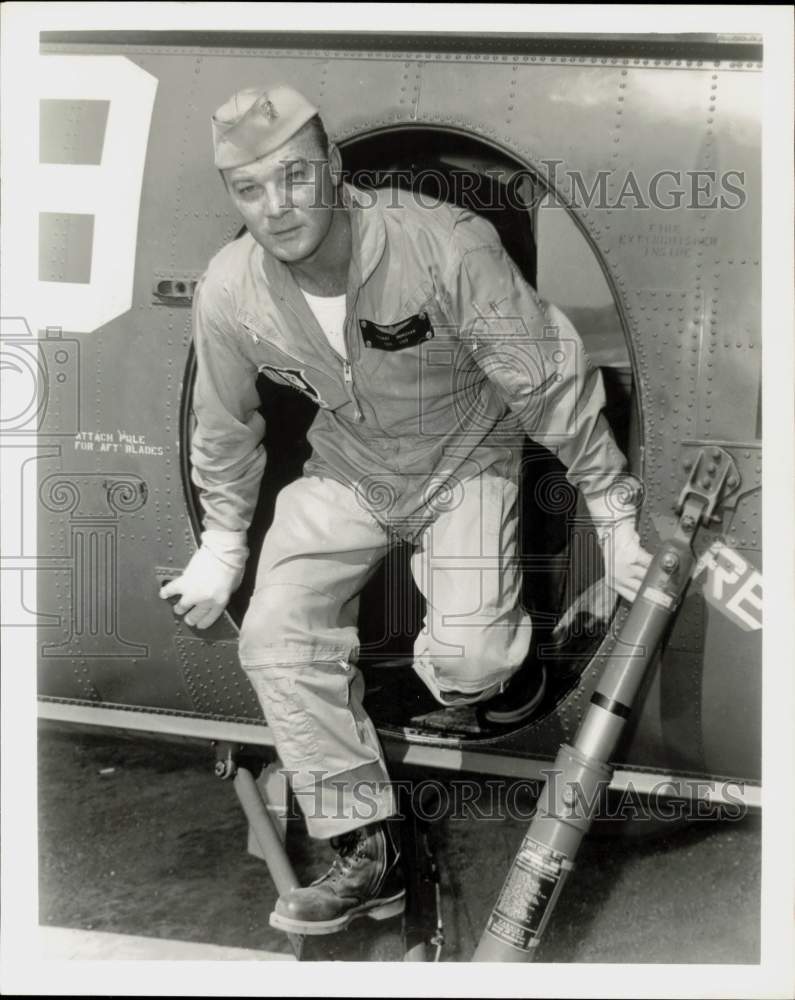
223,128,340,264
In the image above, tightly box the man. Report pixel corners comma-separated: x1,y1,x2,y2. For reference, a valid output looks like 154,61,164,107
160,84,652,936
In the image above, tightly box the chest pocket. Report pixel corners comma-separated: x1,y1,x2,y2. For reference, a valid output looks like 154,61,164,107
257,363,327,406
238,313,344,411
359,310,434,351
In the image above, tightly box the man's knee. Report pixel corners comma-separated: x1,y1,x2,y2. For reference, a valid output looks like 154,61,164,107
240,584,295,652
238,581,360,673
422,622,532,691
447,631,515,688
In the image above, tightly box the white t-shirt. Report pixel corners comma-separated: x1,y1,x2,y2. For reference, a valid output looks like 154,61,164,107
301,289,348,359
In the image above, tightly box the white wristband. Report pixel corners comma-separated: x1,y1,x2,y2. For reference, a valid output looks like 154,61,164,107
584,484,640,544
200,529,249,573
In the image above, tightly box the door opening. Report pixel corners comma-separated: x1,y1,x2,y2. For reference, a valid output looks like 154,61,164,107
181,126,639,742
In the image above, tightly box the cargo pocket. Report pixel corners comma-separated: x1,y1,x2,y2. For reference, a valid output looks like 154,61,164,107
295,661,383,778
253,661,382,784
250,669,322,769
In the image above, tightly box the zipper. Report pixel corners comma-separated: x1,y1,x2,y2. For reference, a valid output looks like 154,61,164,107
266,272,366,423
342,288,364,423
343,364,363,423
327,345,361,422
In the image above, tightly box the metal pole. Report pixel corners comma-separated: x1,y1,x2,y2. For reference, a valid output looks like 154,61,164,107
214,744,304,958
398,777,444,961
473,494,708,961
233,765,299,897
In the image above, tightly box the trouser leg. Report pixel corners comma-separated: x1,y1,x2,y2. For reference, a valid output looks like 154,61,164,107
239,476,395,839
411,463,533,704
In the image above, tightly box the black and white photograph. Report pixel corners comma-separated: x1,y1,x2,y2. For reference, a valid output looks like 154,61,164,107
1,4,793,997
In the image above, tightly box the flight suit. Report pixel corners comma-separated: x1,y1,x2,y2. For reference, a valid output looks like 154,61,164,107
191,183,628,837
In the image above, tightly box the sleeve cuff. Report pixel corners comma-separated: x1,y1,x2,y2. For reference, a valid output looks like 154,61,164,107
201,529,249,572
583,481,642,541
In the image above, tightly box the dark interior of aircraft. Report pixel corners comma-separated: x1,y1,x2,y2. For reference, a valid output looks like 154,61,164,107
183,128,636,741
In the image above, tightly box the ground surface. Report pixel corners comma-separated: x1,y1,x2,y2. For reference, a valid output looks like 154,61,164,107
37,723,761,964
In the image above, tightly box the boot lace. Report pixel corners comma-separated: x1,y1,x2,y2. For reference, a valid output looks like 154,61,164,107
322,829,370,886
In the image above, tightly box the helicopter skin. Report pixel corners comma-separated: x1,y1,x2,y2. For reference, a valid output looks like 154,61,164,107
12,30,761,807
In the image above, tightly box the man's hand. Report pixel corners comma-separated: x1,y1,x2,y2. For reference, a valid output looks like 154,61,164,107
159,540,245,629
599,519,653,603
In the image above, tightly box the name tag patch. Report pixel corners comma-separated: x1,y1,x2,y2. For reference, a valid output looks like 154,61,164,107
359,311,434,351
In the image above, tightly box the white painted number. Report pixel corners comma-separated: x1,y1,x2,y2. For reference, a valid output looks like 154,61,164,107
34,56,157,333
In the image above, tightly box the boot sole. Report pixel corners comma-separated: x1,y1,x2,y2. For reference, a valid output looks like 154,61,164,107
269,890,406,936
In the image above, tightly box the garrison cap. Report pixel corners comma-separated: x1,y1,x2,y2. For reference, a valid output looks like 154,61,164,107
212,84,319,169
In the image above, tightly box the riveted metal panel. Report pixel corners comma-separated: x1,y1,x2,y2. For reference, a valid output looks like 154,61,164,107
699,597,761,778
175,636,262,720
698,257,761,441
39,31,764,65
39,98,109,165
407,60,524,135
39,213,94,283
310,57,414,133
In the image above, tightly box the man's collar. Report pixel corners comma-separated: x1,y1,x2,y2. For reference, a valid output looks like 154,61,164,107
342,181,386,286
260,181,386,299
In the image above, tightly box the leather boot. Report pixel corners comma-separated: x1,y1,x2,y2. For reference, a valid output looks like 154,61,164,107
269,819,405,935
